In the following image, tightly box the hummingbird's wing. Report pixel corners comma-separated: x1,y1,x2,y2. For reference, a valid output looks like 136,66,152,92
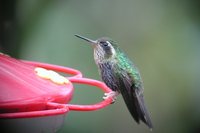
117,71,153,129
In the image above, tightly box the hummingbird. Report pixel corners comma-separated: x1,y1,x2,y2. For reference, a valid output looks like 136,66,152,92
75,34,153,129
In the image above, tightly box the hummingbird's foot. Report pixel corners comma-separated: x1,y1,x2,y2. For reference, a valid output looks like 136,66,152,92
103,91,119,104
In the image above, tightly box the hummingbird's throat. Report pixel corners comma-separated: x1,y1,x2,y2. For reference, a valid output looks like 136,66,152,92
93,47,115,63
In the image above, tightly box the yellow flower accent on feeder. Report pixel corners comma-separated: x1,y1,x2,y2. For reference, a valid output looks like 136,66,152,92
35,67,69,85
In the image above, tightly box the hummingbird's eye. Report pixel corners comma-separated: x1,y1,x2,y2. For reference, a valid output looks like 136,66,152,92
100,42,109,47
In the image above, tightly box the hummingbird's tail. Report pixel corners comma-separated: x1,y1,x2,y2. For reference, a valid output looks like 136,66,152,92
121,88,153,129
135,91,153,129
119,77,153,129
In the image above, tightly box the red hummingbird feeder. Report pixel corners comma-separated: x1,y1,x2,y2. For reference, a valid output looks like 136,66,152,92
0,53,113,133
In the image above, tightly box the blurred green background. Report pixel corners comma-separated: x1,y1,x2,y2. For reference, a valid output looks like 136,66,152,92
1,0,200,133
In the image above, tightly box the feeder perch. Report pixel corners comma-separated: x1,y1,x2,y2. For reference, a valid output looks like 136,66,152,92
0,53,113,133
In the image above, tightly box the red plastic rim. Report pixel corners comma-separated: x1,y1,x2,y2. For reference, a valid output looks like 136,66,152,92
0,103,69,118
67,77,113,111
23,60,83,78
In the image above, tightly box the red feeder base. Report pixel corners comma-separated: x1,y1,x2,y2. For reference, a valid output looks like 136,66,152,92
0,54,113,133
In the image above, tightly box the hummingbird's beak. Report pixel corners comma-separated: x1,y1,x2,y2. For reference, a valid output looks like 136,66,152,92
75,34,97,45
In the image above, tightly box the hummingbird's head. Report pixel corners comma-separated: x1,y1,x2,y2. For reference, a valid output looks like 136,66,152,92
75,34,117,63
